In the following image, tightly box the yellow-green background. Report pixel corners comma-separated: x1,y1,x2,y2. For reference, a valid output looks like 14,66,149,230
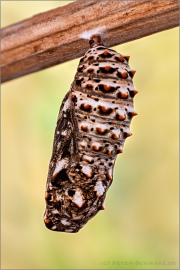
1,1,179,269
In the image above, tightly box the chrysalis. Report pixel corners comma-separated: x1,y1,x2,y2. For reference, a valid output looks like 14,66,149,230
44,34,138,233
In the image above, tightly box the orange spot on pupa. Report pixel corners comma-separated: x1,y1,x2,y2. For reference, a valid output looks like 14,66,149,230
121,71,128,78
100,106,110,113
45,192,50,199
44,219,51,224
96,127,107,134
107,173,113,180
120,92,128,99
112,134,119,140
84,104,90,109
103,50,109,56
86,84,93,89
103,85,111,91
116,114,125,120
106,149,112,155
53,197,57,203
104,66,111,71
82,103,91,110
86,173,93,179
93,145,100,151
81,125,88,131
119,55,124,61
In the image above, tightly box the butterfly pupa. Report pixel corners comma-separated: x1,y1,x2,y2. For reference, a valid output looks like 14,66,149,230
44,34,137,233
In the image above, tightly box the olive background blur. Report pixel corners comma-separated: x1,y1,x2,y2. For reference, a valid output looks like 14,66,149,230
1,1,179,269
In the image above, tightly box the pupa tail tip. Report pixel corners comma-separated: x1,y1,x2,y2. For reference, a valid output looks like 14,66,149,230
79,26,105,42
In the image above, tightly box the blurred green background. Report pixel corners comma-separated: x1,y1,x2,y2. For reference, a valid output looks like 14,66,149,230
1,1,179,269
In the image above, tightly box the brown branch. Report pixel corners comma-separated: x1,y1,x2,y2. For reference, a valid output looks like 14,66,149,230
1,0,179,83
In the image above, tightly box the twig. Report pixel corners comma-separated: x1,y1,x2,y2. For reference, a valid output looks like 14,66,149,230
1,0,179,83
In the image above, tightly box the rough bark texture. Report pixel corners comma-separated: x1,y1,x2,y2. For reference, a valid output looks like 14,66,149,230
1,0,179,83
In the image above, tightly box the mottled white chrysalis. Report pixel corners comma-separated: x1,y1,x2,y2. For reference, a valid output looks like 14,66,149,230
44,34,137,232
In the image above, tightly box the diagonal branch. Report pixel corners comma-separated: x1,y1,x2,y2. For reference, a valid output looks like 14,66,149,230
1,0,179,83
